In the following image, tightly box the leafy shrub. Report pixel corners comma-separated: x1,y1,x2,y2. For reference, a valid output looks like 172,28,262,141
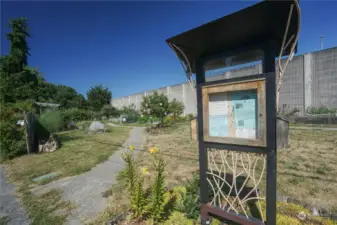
121,151,137,197
120,104,139,123
163,211,194,225
131,175,147,219
76,121,92,131
137,115,151,124
101,104,119,119
306,106,337,115
163,116,175,126
0,105,26,161
176,172,201,219
61,108,93,123
0,120,26,161
169,99,184,119
38,111,63,133
141,91,170,127
149,154,166,222
187,113,194,120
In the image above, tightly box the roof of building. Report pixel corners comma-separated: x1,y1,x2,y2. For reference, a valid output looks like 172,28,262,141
34,102,60,108
166,0,299,73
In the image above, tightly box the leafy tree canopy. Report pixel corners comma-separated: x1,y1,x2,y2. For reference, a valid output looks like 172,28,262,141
169,99,184,118
141,91,170,126
87,85,112,111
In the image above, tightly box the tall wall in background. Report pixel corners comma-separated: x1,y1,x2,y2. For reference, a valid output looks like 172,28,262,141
112,47,337,116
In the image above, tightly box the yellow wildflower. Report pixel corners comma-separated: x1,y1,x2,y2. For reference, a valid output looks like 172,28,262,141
141,167,150,175
129,145,135,151
149,146,158,154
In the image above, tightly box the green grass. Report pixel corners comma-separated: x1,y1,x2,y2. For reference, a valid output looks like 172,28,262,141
19,188,75,225
0,216,10,225
6,126,130,185
4,126,131,225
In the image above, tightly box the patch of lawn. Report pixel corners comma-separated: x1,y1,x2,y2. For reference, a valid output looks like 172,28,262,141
5,126,130,186
4,126,131,225
20,188,74,225
0,216,10,225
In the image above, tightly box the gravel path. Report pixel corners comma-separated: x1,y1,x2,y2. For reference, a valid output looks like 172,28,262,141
33,127,146,225
0,166,30,225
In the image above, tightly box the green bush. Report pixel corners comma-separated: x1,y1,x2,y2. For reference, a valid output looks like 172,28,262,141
76,121,92,131
186,113,194,120
162,211,194,225
0,105,26,161
61,108,93,122
38,111,63,133
149,155,166,222
169,99,184,119
176,172,201,219
101,104,119,119
306,106,337,115
0,120,26,161
137,115,151,124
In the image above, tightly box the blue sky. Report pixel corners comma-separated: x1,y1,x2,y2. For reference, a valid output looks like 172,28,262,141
2,1,337,98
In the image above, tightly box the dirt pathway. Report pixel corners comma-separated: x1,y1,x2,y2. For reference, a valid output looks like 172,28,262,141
33,127,146,225
0,166,30,225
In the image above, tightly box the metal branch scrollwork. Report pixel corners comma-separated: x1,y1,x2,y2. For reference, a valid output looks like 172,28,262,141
207,149,266,221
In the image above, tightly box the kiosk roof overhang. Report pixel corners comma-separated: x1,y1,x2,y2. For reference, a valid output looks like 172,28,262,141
166,0,299,73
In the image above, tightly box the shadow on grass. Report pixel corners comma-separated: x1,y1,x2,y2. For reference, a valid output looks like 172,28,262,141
58,134,83,143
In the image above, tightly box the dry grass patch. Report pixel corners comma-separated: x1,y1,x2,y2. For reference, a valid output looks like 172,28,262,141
138,122,337,213
278,128,337,212
137,123,199,188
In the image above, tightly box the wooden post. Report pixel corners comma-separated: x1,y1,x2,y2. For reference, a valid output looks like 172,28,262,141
24,112,31,155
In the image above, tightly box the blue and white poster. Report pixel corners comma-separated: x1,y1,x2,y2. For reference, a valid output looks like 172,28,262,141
208,93,229,137
232,90,257,139
209,115,228,137
208,90,258,139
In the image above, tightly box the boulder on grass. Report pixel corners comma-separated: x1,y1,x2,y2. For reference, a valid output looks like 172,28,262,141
88,121,106,132
38,134,60,153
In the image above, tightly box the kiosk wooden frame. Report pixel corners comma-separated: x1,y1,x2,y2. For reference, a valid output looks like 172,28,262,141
202,77,267,148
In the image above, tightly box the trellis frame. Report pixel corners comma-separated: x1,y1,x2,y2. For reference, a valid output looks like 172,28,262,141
196,43,277,225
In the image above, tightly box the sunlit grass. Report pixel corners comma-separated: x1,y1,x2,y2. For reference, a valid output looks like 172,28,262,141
4,126,131,225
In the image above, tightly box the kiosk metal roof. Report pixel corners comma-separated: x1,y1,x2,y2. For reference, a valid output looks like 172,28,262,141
166,0,299,73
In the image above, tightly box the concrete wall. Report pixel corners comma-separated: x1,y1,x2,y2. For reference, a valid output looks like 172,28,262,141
112,47,337,116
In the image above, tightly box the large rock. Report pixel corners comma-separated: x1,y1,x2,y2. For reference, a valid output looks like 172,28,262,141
88,121,106,132
38,134,60,153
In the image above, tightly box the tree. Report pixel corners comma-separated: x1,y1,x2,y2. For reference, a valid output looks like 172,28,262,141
87,85,112,111
73,94,87,109
141,91,170,127
169,99,184,119
101,104,119,118
36,75,57,102
6,18,30,72
1,18,39,103
53,85,80,108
